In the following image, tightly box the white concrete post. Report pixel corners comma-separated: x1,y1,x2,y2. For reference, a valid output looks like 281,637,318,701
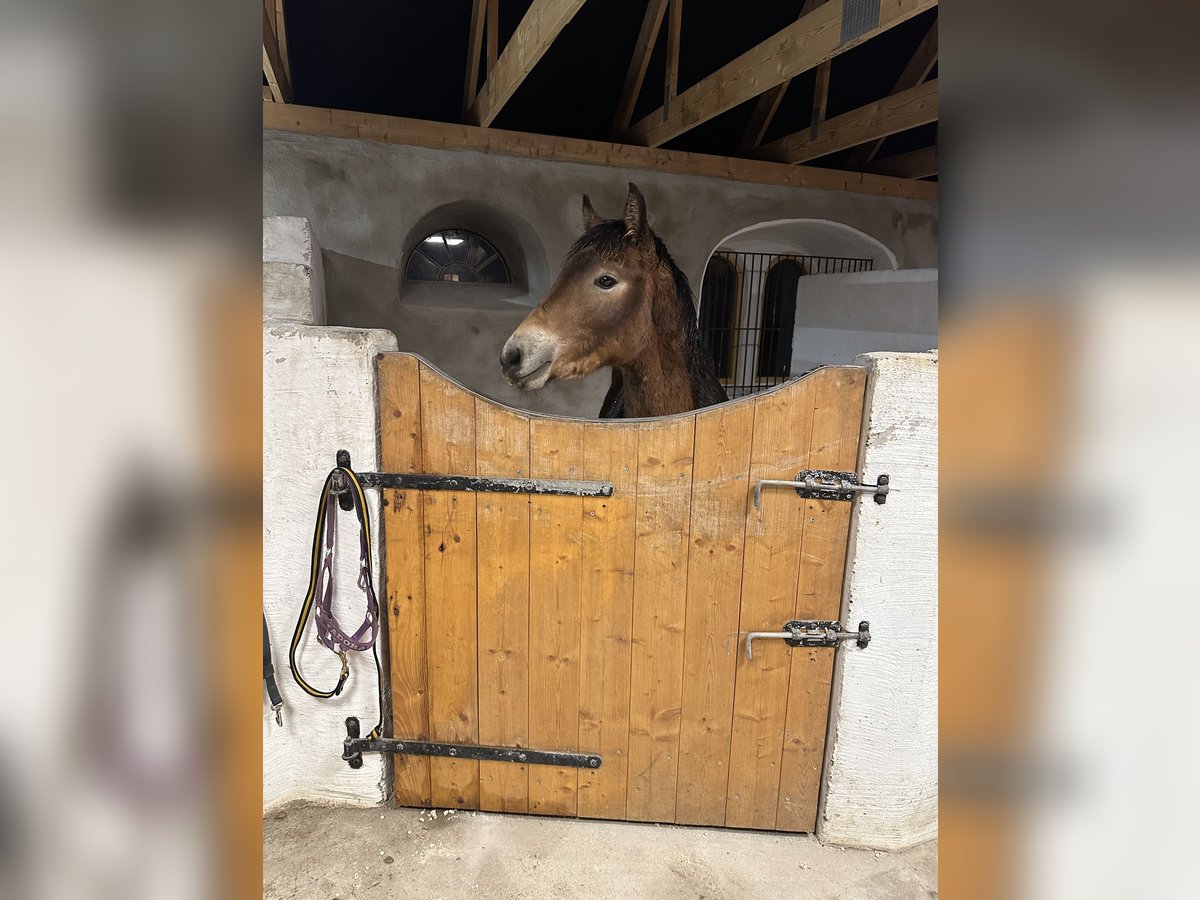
262,217,397,809
818,351,938,850
263,215,327,324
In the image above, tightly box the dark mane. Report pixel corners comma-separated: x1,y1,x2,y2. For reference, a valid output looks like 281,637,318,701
570,221,725,411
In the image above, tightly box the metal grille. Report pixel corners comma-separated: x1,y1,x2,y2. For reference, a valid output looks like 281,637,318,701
698,252,875,398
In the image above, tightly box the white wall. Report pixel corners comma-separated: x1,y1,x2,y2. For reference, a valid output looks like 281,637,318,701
263,218,394,810
818,351,938,850
790,269,938,373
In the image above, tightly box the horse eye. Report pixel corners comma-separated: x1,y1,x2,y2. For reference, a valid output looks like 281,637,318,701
595,275,617,289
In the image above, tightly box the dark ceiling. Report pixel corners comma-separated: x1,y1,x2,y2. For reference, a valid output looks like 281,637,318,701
283,1,937,173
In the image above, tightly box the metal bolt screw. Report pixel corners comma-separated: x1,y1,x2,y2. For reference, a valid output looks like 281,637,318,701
448,748,457,757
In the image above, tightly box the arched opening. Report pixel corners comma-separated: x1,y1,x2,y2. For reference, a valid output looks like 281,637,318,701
406,229,511,284
697,218,936,393
398,199,549,302
698,255,737,379
758,259,802,378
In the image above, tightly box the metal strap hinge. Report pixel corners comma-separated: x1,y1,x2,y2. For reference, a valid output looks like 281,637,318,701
745,620,871,660
754,470,890,508
342,717,602,770
333,449,613,504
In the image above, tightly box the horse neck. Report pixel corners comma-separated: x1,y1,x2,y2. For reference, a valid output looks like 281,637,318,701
618,266,700,418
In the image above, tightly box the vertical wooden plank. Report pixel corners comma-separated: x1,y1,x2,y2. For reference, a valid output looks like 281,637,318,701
577,424,639,819
419,363,479,809
626,416,695,822
378,354,431,808
725,376,817,830
674,401,756,825
527,419,585,816
776,366,866,831
474,401,531,813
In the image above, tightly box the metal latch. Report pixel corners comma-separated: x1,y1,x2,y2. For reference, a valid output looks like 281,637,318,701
745,620,871,660
754,470,890,508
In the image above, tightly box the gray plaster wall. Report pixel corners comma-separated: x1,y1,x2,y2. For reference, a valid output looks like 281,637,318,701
263,129,939,415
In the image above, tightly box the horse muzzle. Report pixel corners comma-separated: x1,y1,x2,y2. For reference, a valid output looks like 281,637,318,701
500,327,558,390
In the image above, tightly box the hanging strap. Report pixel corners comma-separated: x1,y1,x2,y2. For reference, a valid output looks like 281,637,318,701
263,613,284,726
288,467,383,738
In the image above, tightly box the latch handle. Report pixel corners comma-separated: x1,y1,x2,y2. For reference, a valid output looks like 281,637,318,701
745,620,871,660
753,471,890,508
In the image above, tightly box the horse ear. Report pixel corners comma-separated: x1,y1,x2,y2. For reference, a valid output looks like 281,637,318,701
623,182,649,243
581,194,604,231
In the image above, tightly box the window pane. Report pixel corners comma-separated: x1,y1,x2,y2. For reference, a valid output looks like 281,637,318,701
406,230,511,285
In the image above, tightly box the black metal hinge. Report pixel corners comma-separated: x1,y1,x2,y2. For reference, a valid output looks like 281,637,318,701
332,450,613,511
342,717,602,770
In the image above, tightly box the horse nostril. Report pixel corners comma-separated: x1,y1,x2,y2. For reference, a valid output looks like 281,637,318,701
501,343,522,371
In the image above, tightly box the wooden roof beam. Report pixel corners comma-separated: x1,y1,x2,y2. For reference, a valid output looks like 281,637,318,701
624,0,936,148
735,0,828,155
866,145,937,179
759,78,938,165
263,1,291,104
612,0,670,136
462,0,487,119
468,0,588,128
264,101,939,202
847,16,938,167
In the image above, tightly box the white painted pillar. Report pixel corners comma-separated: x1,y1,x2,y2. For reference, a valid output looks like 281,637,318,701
818,351,938,850
262,217,397,810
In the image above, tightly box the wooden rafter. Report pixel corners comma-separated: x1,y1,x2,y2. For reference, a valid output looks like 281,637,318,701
737,83,787,154
809,60,830,137
263,1,292,104
846,16,937,167
736,0,827,154
664,0,682,114
866,145,937,179
463,0,487,118
624,0,936,147
468,0,587,127
612,0,669,135
487,0,499,71
265,101,939,201
759,79,938,165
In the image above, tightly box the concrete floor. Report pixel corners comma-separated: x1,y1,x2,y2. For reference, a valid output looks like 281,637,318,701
264,803,936,899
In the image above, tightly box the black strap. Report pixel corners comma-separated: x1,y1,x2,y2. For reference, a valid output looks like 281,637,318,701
263,613,284,726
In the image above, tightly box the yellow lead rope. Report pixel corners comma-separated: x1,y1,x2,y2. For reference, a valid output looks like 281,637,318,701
288,467,384,739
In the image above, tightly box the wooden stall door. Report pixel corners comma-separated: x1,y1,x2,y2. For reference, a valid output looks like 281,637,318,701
378,353,865,832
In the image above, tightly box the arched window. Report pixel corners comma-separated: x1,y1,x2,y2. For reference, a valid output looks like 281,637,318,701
698,255,737,379
406,229,511,284
758,259,803,378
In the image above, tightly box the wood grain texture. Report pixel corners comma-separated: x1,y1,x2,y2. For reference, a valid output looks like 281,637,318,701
626,416,695,822
419,363,480,809
474,402,532,812
725,376,818,830
776,366,865,831
612,0,670,135
847,16,938,167
675,401,756,825
577,424,639,819
760,79,939,165
626,0,937,147
378,354,432,807
469,0,588,126
527,419,586,815
376,355,867,830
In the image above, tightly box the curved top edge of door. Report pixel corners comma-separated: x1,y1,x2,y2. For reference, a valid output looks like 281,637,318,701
378,351,865,426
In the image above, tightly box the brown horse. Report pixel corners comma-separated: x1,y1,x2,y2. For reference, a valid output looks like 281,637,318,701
500,183,727,418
